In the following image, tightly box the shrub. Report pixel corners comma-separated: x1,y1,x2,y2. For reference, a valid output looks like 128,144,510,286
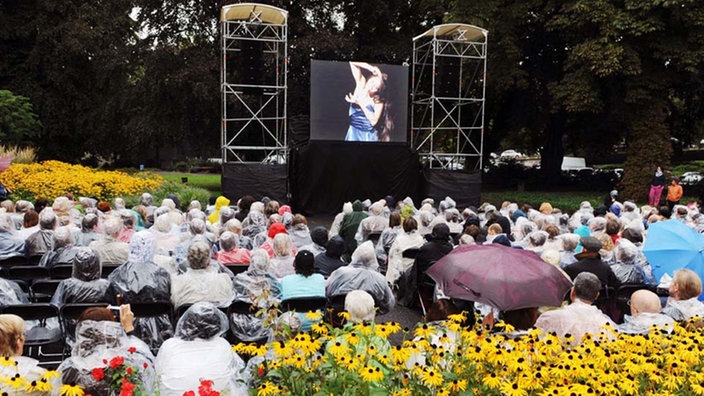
0,144,36,164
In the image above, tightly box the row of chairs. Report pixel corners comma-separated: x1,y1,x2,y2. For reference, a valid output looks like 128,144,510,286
4,295,331,369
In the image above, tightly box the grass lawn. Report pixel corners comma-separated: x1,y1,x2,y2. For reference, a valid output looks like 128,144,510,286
481,190,604,212
159,173,221,194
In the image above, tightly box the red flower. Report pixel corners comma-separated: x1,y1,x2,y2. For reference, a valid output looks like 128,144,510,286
198,379,220,396
91,367,105,381
128,347,137,354
143,362,148,369
119,378,135,396
126,367,133,375
102,359,108,364
183,392,195,396
257,366,264,376
109,356,125,369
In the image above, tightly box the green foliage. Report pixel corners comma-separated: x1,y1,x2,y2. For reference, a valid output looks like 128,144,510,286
481,190,602,214
124,181,211,212
159,173,221,195
0,90,41,146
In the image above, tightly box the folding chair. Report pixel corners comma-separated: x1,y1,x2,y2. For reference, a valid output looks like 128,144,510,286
30,279,62,303
50,265,74,280
27,255,43,266
101,264,120,278
281,297,328,313
2,304,63,368
60,303,111,352
0,255,28,273
7,266,50,285
224,264,249,275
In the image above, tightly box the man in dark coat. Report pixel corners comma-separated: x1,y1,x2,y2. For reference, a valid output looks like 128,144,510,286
315,235,346,278
564,236,620,290
415,223,453,281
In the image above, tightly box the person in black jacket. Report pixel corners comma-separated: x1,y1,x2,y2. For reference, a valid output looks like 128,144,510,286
564,236,620,291
649,166,666,207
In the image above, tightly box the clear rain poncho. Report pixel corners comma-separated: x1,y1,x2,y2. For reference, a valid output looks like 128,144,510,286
155,302,247,396
230,262,282,342
0,223,25,260
51,247,111,306
58,320,156,395
0,277,29,305
327,241,395,314
107,231,173,350
611,239,648,285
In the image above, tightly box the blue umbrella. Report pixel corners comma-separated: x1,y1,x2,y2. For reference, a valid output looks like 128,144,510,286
643,219,704,300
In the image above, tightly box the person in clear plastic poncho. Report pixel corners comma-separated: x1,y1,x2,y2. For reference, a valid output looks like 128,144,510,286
155,302,247,396
327,241,395,314
58,306,156,395
230,249,281,343
51,247,111,306
107,230,173,350
0,214,24,260
171,241,234,309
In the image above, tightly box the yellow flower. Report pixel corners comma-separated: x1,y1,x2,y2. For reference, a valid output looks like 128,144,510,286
358,365,384,382
337,311,351,321
328,341,352,358
25,378,52,393
483,372,501,389
419,368,443,387
0,357,16,367
305,310,323,321
445,379,468,392
59,384,85,396
392,390,412,396
257,381,280,396
500,381,527,396
43,370,61,379
414,324,435,339
311,322,328,335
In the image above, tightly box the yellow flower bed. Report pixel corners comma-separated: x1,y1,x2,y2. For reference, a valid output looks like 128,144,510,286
240,314,704,395
0,160,163,201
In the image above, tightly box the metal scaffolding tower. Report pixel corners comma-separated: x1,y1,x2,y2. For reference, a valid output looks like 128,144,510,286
220,3,288,165
411,24,488,171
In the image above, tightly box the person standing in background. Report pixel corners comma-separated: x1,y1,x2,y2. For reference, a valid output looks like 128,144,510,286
666,177,683,212
648,166,666,207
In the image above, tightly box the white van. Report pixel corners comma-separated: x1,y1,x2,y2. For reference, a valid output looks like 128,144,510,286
561,157,593,172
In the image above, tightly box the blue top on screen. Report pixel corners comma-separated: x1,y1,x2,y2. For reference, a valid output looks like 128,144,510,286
345,104,378,142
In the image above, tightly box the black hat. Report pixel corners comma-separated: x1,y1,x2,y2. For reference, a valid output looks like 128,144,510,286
580,236,602,253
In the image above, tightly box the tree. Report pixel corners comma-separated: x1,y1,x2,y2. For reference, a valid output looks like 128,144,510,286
0,90,41,146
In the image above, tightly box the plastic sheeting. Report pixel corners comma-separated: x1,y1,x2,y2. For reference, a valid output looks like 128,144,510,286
230,270,281,342
107,261,173,349
58,320,155,395
51,248,112,306
291,142,420,215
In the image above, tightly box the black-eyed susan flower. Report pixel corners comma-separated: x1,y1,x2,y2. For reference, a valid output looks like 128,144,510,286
59,384,85,396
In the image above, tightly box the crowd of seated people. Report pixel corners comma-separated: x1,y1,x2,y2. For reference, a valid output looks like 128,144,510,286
0,190,702,391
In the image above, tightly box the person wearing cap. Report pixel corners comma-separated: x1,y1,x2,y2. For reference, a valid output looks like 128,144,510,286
564,236,620,290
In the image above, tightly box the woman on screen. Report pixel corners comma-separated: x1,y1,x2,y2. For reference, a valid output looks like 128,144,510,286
344,62,394,142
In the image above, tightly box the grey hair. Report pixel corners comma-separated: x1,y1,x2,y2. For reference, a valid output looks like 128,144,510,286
118,209,135,228
188,218,206,236
54,226,74,248
102,216,123,238
39,208,57,230
187,241,211,270
459,234,475,245
15,200,33,213
113,197,126,210
588,217,607,232
345,290,376,323
219,206,235,224
161,199,176,211
528,231,548,247
573,272,601,302
219,231,239,251
188,200,202,211
445,208,461,223
186,208,206,223
560,233,580,252
140,193,154,207
250,248,270,271
616,238,638,263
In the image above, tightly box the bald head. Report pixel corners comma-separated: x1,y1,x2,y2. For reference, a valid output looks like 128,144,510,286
630,289,662,316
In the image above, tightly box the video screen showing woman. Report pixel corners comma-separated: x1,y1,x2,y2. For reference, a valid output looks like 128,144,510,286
310,60,408,143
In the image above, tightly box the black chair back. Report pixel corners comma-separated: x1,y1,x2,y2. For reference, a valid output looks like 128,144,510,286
228,300,256,315
30,279,62,303
50,265,74,280
225,264,249,275
27,255,43,266
7,266,50,285
281,297,328,313
0,255,28,271
367,232,383,245
130,301,173,323
102,264,120,279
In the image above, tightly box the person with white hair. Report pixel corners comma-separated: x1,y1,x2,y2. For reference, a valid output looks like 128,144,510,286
10,200,33,230
345,290,376,323
354,201,389,244
171,242,234,309
559,233,580,268
270,233,296,279
172,218,212,269
216,231,251,265
25,208,57,257
75,213,100,247
0,214,24,260
39,226,80,268
89,216,129,266
619,289,674,335
611,239,649,285
151,212,181,255
329,202,353,238
140,192,158,220
327,241,395,314
386,217,425,285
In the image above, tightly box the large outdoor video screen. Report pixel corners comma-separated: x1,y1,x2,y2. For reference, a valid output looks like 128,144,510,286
310,60,408,143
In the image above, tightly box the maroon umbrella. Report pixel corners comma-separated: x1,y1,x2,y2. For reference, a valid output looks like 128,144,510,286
426,244,573,311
